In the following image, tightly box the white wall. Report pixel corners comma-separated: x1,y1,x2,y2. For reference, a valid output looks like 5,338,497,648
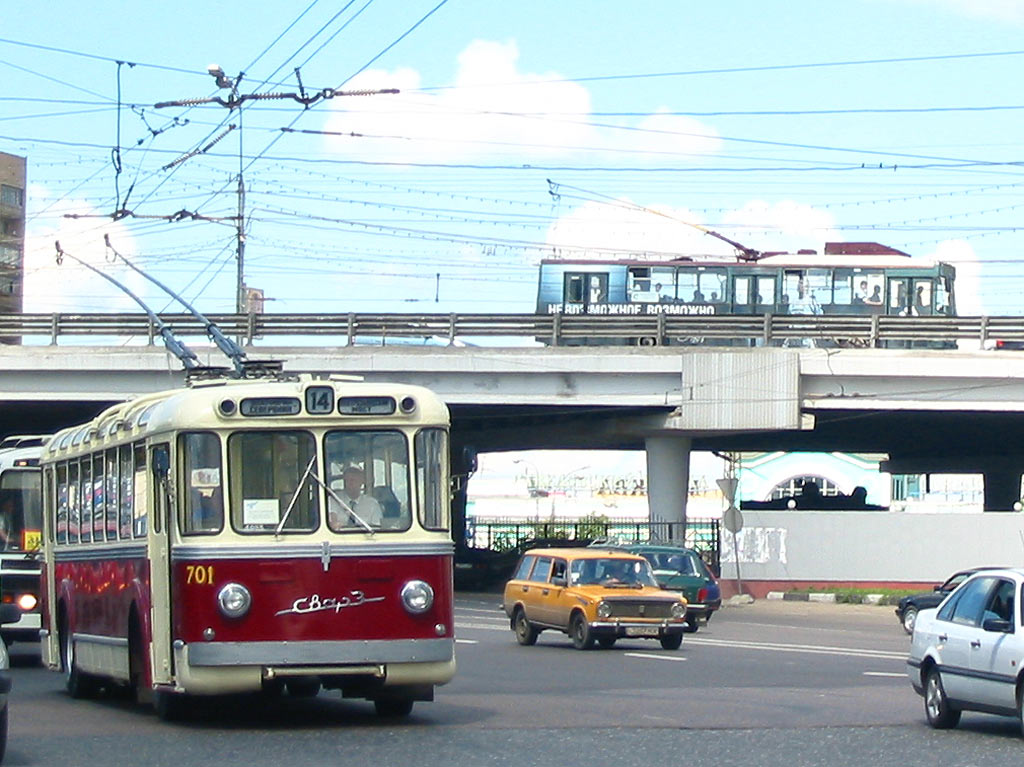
719,511,1024,583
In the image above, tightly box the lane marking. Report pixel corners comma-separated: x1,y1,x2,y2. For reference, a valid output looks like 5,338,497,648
687,636,905,661
624,652,688,662
863,671,905,678
455,638,478,645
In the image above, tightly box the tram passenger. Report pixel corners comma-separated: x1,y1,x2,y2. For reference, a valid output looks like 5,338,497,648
328,465,383,530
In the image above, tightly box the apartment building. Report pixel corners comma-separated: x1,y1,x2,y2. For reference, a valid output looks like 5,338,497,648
0,152,25,315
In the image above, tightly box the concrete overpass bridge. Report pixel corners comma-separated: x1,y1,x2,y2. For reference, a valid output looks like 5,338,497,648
5,342,1024,533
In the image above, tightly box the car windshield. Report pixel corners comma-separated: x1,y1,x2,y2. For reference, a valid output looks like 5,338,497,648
571,557,659,588
644,551,704,577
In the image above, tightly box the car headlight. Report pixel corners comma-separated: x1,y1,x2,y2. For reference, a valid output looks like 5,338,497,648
401,580,434,614
217,583,252,619
671,602,687,619
596,601,612,619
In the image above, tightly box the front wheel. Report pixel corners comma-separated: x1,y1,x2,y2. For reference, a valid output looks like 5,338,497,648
570,613,595,650
902,607,918,635
924,668,960,729
513,608,539,646
659,633,683,650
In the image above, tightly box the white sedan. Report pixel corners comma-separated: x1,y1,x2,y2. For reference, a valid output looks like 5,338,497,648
907,567,1024,733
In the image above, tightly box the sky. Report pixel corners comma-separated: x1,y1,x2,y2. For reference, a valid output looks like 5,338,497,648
4,0,1024,322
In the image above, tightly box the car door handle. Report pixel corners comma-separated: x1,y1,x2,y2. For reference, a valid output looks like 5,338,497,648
521,586,528,593
971,640,982,649
542,588,549,595
938,634,948,642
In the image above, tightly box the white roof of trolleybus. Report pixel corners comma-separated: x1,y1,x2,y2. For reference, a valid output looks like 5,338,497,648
44,377,449,459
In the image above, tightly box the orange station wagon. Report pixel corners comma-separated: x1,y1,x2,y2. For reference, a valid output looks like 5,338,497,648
502,547,689,650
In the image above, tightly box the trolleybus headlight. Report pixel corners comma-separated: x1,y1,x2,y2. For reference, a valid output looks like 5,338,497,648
671,602,687,620
218,399,237,416
596,601,611,619
217,583,251,618
16,593,37,612
399,396,416,414
400,580,434,614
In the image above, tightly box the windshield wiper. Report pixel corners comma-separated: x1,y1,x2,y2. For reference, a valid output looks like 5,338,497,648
275,455,316,537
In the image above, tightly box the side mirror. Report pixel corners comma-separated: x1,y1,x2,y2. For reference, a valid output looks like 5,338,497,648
0,604,20,625
462,446,478,475
982,618,1012,633
551,576,567,588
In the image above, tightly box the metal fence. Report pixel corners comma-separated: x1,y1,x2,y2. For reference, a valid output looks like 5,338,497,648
466,516,721,575
1,311,1023,348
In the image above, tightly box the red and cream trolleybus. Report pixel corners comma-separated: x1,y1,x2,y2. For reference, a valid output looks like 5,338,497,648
38,375,454,719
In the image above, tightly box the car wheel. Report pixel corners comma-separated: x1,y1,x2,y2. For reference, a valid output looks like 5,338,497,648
902,606,918,635
61,627,96,699
683,616,700,634
924,668,961,729
570,613,595,650
513,608,539,646
597,637,616,649
659,633,683,650
375,698,414,718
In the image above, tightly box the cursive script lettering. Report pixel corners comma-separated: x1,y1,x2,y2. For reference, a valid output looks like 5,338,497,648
275,590,385,617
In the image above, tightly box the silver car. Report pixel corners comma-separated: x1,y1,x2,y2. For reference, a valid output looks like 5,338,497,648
907,567,1024,733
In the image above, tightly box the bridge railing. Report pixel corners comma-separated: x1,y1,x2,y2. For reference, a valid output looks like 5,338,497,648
0,312,1022,348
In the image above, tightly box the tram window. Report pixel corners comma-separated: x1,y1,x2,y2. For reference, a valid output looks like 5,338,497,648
889,278,910,314
56,464,67,545
832,271,853,305
565,274,585,304
227,431,318,534
104,448,118,541
698,270,726,303
913,280,932,315
734,276,751,305
936,276,952,313
133,444,147,538
325,430,411,533
415,428,448,531
118,445,133,539
627,267,652,301
652,268,675,302
757,276,776,305
678,270,698,302
79,456,92,543
181,432,224,535
857,272,884,305
68,462,79,544
784,270,828,313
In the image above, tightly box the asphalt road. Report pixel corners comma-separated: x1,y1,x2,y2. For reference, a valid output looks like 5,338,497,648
5,597,1024,767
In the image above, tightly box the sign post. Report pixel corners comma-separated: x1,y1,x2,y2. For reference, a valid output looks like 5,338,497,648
717,478,745,597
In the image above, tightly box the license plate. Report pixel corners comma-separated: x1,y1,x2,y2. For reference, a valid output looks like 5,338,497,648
625,626,659,637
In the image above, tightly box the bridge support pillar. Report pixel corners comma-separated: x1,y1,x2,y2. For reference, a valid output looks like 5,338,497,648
645,436,691,541
983,468,1022,511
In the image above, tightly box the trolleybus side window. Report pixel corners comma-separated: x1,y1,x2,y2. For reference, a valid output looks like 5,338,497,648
79,455,92,543
325,430,411,532
44,467,54,545
56,464,67,544
227,431,318,533
180,432,224,535
118,444,133,539
104,447,118,540
415,428,448,531
133,444,147,538
67,461,79,544
92,452,105,539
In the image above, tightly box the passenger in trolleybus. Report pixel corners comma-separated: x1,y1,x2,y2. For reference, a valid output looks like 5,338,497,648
328,465,383,530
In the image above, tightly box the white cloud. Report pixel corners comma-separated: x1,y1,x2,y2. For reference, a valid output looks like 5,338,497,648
323,40,721,164
545,197,837,260
23,190,152,314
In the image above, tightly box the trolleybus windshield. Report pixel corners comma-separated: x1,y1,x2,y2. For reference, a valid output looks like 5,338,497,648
0,470,41,551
